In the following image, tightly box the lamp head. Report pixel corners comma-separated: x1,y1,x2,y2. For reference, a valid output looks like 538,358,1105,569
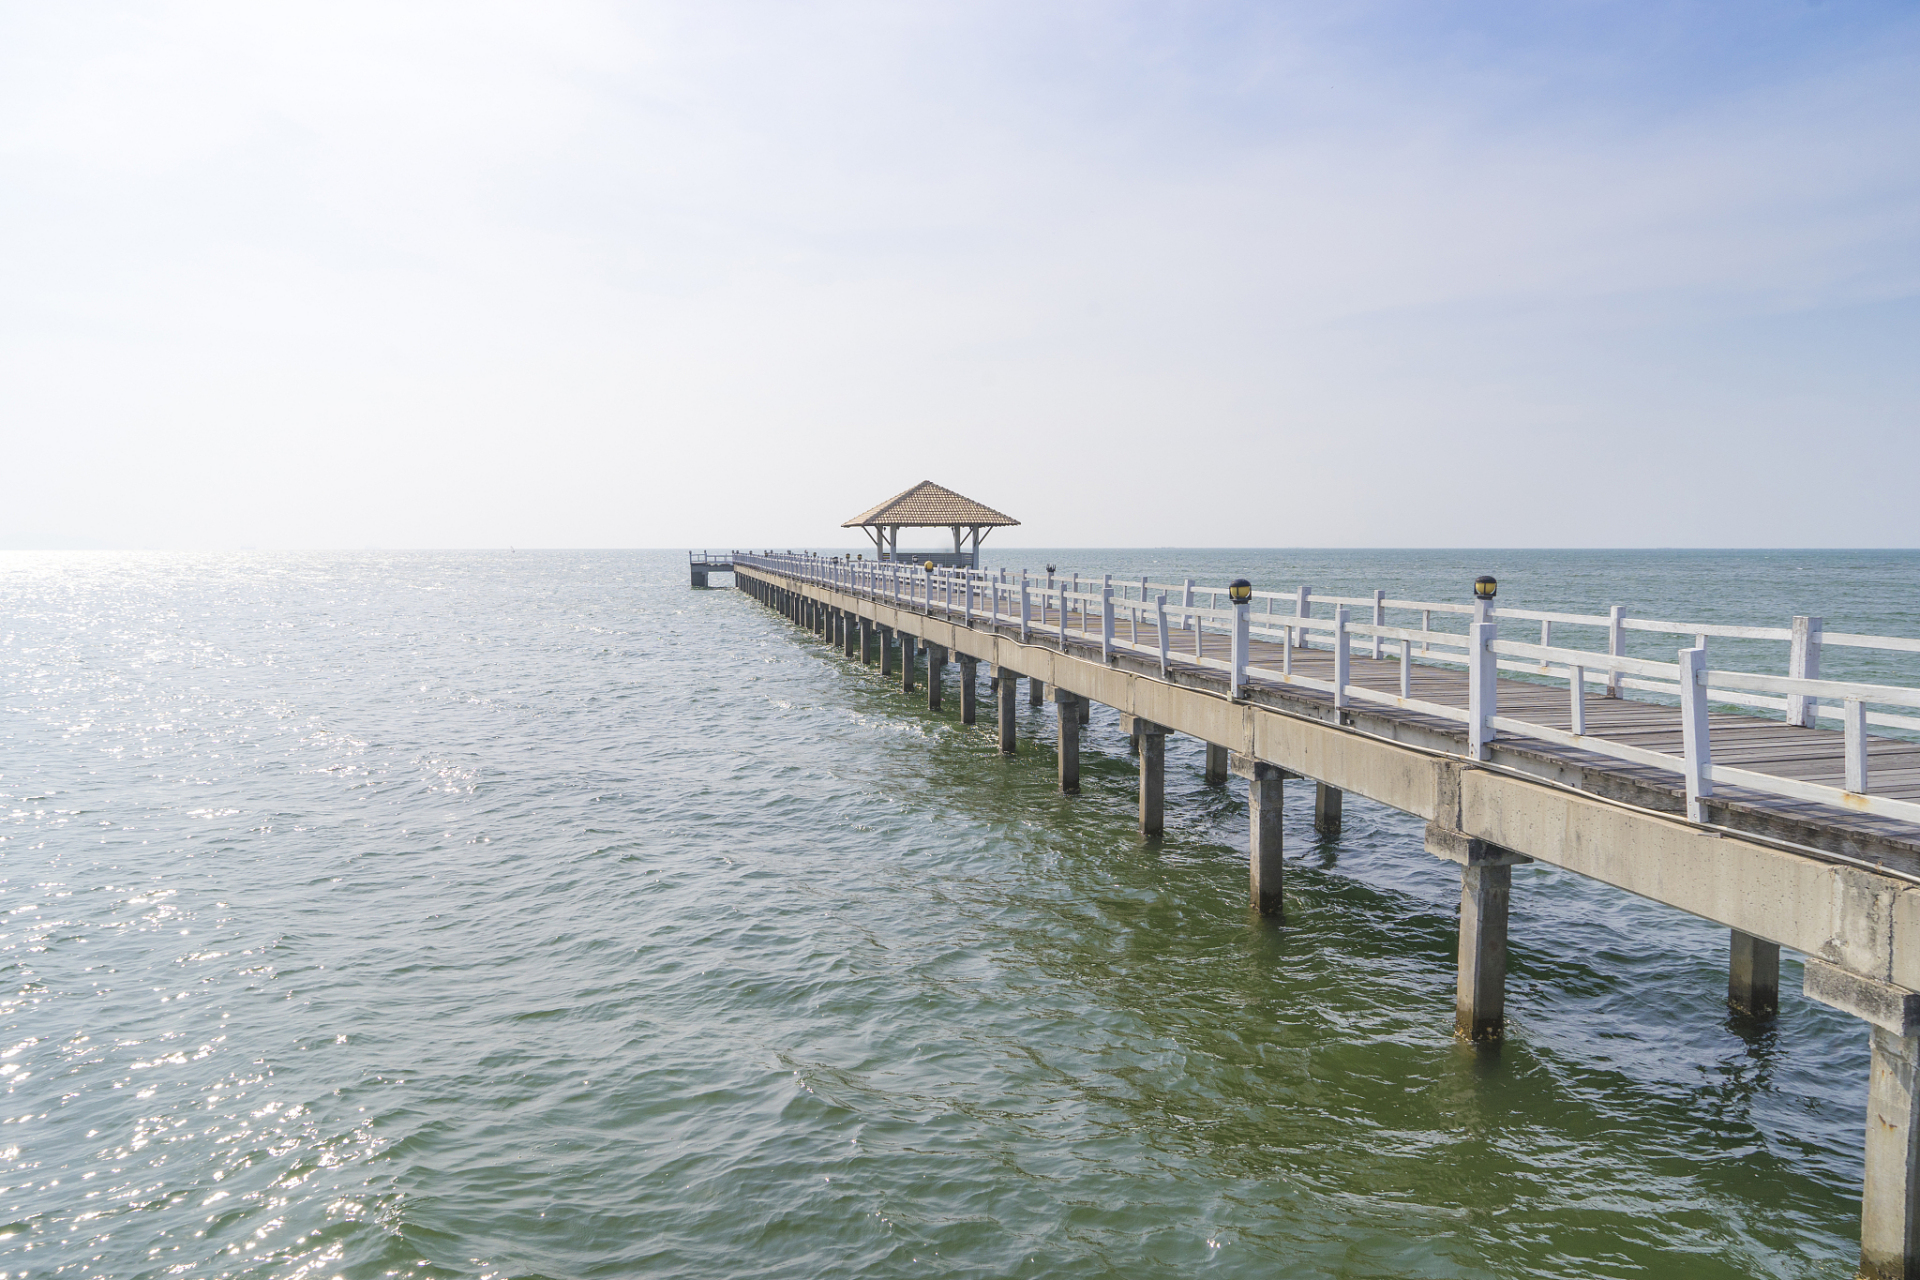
924,560,935,573
1473,575,1498,601
1228,578,1253,605
1045,564,1056,575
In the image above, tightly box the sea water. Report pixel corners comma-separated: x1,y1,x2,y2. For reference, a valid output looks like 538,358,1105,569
4,548,1918,1279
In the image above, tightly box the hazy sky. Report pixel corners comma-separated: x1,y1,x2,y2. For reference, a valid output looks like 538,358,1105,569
4,2,1916,549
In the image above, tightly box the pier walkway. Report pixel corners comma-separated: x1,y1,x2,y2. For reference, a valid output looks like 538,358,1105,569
726,551,1920,1279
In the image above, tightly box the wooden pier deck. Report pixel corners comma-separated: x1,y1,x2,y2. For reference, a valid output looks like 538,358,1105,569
726,553,1920,1279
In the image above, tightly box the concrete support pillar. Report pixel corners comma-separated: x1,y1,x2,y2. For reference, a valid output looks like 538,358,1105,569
1233,754,1288,916
1804,961,1920,1280
926,644,945,711
1124,716,1167,836
859,618,874,664
844,612,857,657
1077,696,1090,727
1204,743,1229,787
998,671,1018,754
1029,677,1045,706
1728,929,1780,1018
1863,1028,1920,1279
959,657,978,725
879,627,894,677
1426,826,1529,1042
900,634,916,693
1456,865,1511,1041
1054,691,1080,793
1314,782,1343,838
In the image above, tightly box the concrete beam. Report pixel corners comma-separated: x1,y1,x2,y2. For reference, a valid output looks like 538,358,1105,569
1806,960,1920,1036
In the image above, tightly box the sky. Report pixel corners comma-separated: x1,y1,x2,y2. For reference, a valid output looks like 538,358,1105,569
2,1,1917,550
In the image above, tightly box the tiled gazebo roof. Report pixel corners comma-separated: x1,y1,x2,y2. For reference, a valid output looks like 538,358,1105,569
841,481,1019,529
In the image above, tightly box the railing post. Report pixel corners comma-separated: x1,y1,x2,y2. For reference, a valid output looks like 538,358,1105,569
1372,589,1385,659
965,577,974,625
1846,697,1869,794
1019,573,1031,642
1156,596,1169,677
1057,587,1067,644
1295,586,1310,648
1788,615,1824,727
1606,605,1625,697
1679,645,1713,822
1333,606,1350,708
1182,579,1194,631
1570,665,1586,735
1468,620,1497,760
1101,587,1114,662
1231,597,1251,699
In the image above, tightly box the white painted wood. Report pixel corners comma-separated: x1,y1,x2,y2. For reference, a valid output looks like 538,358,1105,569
1788,615,1823,727
1607,605,1626,697
1230,601,1250,699
1183,579,1194,632
1296,586,1310,649
1468,621,1497,761
1373,589,1386,659
1422,608,1432,654
1679,645,1713,822
1102,587,1115,662
1019,575,1030,642
1333,606,1351,709
1400,638,1412,698
1846,697,1870,794
1570,665,1586,735
1156,596,1169,677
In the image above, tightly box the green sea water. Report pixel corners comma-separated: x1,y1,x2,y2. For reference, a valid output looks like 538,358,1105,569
5,548,1918,1278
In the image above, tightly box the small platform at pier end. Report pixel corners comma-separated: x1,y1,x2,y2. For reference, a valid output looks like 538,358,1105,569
688,551,732,587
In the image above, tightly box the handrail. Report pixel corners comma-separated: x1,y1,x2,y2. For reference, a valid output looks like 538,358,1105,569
729,551,1920,833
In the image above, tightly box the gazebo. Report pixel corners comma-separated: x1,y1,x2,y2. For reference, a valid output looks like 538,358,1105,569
842,481,1019,569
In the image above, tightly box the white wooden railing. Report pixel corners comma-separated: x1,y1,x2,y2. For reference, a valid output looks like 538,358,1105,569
730,552,1920,830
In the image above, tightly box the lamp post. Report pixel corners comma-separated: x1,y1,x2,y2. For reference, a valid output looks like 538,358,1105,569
1228,578,1252,698
1473,574,1497,624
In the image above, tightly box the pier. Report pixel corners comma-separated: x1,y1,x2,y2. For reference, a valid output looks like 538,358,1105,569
725,548,1920,1278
